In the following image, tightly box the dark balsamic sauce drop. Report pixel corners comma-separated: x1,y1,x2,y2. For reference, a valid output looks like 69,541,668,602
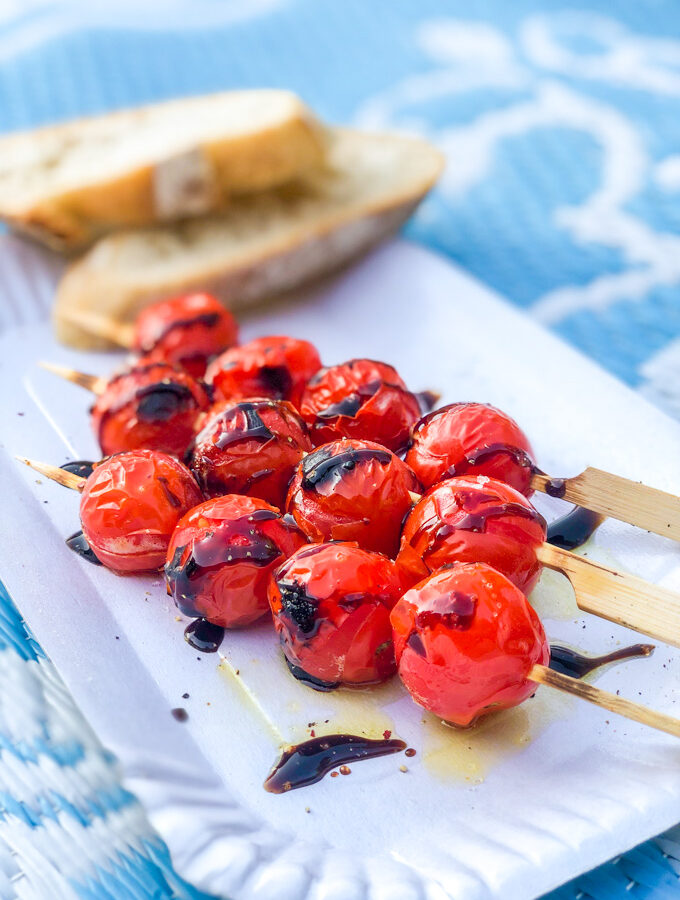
284,655,339,691
547,507,603,550
301,446,392,491
264,734,407,793
446,442,534,477
184,618,225,653
259,365,293,399
65,530,102,565
214,400,274,448
135,382,195,422
146,312,221,351
549,643,654,678
415,390,440,413
544,477,566,499
61,460,95,479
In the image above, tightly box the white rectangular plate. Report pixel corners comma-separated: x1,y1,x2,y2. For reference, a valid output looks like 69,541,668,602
1,239,680,900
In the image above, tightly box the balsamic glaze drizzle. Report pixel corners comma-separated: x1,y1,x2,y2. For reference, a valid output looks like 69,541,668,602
301,446,392,491
264,734,407,793
184,618,225,653
284,656,339,691
446,442,534,478
214,400,274,448
549,643,654,678
61,460,95,479
65,530,102,565
546,507,603,550
144,312,221,352
315,380,382,420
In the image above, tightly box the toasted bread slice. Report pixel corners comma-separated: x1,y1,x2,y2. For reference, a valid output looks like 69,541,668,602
54,128,444,349
0,90,326,252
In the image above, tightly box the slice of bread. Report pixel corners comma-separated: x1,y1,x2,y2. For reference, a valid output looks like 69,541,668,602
0,90,326,252
54,128,444,349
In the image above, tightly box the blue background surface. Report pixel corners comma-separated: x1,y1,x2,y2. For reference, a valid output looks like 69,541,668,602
1,1,679,897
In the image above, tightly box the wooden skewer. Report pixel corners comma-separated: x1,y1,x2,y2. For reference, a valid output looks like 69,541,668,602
39,361,107,394
59,308,134,349
16,456,86,491
529,663,680,738
531,468,680,544
536,543,680,649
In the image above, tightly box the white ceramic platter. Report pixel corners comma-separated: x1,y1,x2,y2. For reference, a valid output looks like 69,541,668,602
1,239,679,900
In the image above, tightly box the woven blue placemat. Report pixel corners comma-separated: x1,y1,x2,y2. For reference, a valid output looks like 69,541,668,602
0,2,679,897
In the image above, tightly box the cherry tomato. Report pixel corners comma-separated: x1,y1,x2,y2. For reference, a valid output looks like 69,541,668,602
205,335,321,407
79,449,202,574
391,562,549,726
133,293,239,378
166,494,306,628
189,398,312,509
90,361,210,458
286,439,421,558
397,475,546,595
405,402,536,496
299,358,421,452
269,542,409,687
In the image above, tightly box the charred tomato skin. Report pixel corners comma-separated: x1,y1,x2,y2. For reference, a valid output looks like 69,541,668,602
90,361,210,458
391,562,549,726
133,292,239,377
405,402,536,496
268,541,409,686
205,335,321,407
299,358,421,452
79,449,203,574
287,438,421,558
165,494,306,628
189,397,312,509
397,475,546,595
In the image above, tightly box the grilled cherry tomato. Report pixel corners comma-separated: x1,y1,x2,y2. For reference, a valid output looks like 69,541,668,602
287,439,421,557
165,494,306,628
79,449,202,574
205,335,321,407
397,475,546,595
189,398,312,508
269,542,408,688
299,358,421,452
391,562,549,726
90,361,210,458
406,402,535,496
133,293,239,377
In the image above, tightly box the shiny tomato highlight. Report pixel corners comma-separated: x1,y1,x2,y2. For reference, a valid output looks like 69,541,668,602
79,449,203,574
165,494,306,628
397,475,546,595
90,361,210,458
391,562,549,726
205,335,321,407
299,358,422,452
133,292,239,377
269,542,409,687
286,439,421,557
406,402,536,496
189,398,312,508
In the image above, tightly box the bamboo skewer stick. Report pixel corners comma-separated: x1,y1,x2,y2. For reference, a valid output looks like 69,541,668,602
59,308,134,349
531,467,680,543
529,664,680,738
536,543,680,649
15,457,86,491
39,361,107,394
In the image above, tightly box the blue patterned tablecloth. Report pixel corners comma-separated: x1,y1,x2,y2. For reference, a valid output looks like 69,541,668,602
1,2,680,898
